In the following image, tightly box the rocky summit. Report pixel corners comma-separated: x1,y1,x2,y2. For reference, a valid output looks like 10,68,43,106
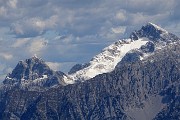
3,56,68,91
68,22,179,83
0,23,179,120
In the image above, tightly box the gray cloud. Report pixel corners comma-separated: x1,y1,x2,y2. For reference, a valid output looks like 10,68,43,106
0,0,179,38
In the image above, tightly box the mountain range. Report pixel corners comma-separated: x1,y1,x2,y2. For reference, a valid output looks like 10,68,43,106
0,22,179,120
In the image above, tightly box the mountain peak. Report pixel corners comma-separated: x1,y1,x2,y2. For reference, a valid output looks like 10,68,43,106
3,56,68,89
4,57,50,81
143,22,168,33
29,54,43,61
130,22,179,42
32,54,38,59
68,23,179,83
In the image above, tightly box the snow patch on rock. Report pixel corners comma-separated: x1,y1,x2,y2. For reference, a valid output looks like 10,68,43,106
68,39,149,82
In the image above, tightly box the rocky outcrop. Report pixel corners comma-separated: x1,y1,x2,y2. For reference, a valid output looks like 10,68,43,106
3,56,67,91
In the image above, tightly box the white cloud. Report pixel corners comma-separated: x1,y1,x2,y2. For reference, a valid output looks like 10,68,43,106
115,11,126,22
28,37,48,56
111,26,126,34
8,0,18,9
11,38,29,48
46,62,61,71
0,53,13,60
11,16,58,37
46,61,77,73
0,6,7,17
0,63,13,81
0,0,178,38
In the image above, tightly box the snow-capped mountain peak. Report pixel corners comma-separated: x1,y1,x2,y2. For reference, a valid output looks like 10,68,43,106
68,23,179,83
146,22,168,33
68,38,149,82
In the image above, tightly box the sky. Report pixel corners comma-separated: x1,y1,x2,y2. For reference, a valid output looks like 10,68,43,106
0,0,180,80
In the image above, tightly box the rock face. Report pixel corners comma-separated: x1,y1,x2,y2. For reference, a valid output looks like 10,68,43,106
68,63,90,74
153,82,180,120
0,23,179,120
3,56,67,91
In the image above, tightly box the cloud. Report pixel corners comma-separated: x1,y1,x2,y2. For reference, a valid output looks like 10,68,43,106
46,61,77,73
28,37,48,56
46,62,61,71
10,16,58,37
7,0,18,9
111,26,126,34
11,38,29,48
0,62,13,81
121,0,175,15
0,53,13,60
0,0,179,38
115,11,127,22
0,6,7,17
